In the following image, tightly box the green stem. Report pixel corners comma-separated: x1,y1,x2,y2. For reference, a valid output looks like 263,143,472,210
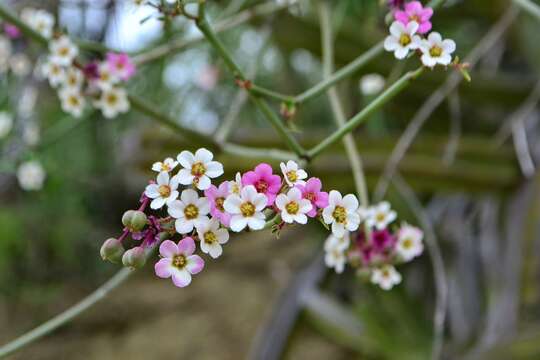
0,4,47,45
250,84,295,103
307,67,424,159
512,0,540,21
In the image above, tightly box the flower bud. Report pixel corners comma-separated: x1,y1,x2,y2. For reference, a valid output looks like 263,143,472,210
122,210,136,227
122,246,146,269
100,238,125,264
129,211,148,232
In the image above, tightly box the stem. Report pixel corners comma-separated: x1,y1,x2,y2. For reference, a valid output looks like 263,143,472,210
251,84,295,103
318,1,369,207
0,4,47,45
308,67,424,159
512,0,540,21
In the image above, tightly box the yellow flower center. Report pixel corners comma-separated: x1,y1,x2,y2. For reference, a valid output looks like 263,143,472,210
409,14,420,22
285,201,299,215
204,231,217,244
106,93,118,105
240,202,255,217
376,212,386,222
158,185,171,197
215,197,225,212
332,206,347,224
286,171,297,183
161,163,170,172
382,269,390,277
184,204,199,219
429,45,442,57
191,162,206,177
68,95,80,107
402,238,413,249
58,46,69,57
399,34,411,46
172,254,186,269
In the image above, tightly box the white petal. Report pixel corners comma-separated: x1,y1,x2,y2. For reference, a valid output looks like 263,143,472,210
177,150,195,168
281,212,294,223
224,194,242,214
177,169,194,185
389,21,404,37
195,148,213,163
395,47,409,59
156,171,169,186
167,200,184,218
294,213,308,224
428,32,442,44
196,175,211,190
384,36,399,51
150,197,166,209
248,217,265,230
176,219,194,234
328,190,342,206
181,189,199,204
197,197,210,215
275,194,288,210
145,184,160,198
252,193,268,211
342,194,359,211
230,215,248,232
205,161,223,178
288,187,302,201
442,39,456,54
215,228,229,244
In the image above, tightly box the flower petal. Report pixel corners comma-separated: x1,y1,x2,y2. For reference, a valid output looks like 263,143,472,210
159,240,178,258
205,161,223,178
177,237,196,256
195,148,213,163
181,189,199,204
177,150,194,168
155,258,173,278
186,254,205,273
171,269,192,287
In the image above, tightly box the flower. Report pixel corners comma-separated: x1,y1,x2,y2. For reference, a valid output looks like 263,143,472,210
296,177,328,217
4,24,21,39
168,189,210,234
49,36,78,66
196,218,229,259
365,201,397,230
371,265,402,290
241,163,281,206
360,74,385,96
0,111,13,138
324,246,346,273
17,160,46,191
42,59,66,87
94,87,130,118
106,52,136,81
204,182,231,227
144,171,180,210
322,190,360,237
388,0,405,10
177,148,223,190
154,238,204,288
371,229,396,253
224,185,267,232
383,21,421,60
9,53,31,77
275,187,312,224
418,32,456,68
151,157,178,173
394,1,433,34
59,87,85,118
395,223,424,261
280,160,307,186
93,62,120,91
22,8,54,39
62,67,84,90
229,172,243,195
324,232,351,252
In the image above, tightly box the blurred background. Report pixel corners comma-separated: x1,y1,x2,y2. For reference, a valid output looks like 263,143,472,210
1,0,540,359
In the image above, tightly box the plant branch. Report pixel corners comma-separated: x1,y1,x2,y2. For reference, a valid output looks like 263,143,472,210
512,0,540,21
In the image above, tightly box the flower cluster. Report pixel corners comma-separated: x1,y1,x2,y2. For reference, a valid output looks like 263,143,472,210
0,20,32,77
100,148,424,291
384,1,457,68
324,202,424,290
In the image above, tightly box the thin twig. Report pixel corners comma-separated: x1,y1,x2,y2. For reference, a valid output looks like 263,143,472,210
512,0,540,21
511,116,536,178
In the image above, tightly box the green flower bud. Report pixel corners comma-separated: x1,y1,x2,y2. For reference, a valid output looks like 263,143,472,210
122,246,147,269
129,211,147,232
122,210,136,228
100,238,125,264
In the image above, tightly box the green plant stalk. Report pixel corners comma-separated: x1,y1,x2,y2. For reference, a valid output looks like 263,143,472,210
512,0,540,21
307,67,425,159
251,84,295,103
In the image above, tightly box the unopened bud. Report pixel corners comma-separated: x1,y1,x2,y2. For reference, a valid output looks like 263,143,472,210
100,238,125,264
122,210,136,227
122,210,147,232
122,246,147,269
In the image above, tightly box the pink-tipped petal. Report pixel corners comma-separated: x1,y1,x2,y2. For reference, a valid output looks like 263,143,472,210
177,237,196,256
155,258,173,278
159,240,178,258
186,255,205,274
171,269,192,287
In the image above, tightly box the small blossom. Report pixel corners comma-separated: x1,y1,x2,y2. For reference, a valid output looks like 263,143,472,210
224,185,267,232
242,163,281,206
42,58,67,87
324,245,346,273
322,190,360,237
204,182,231,227
168,189,210,234
3,24,21,39
196,218,229,259
49,36,78,66
144,171,180,210
62,67,84,90
360,73,385,96
59,87,85,118
22,8,54,39
365,201,397,230
280,160,307,187
22,122,39,145
17,160,46,191
384,21,421,60
395,223,424,261
229,172,243,195
93,62,120,91
371,229,396,253
418,32,456,68
324,232,351,252
177,148,224,190
0,111,13,138
9,53,31,77
296,177,328,218
275,187,312,224
94,87,130,118
394,1,433,34
371,265,402,290
106,52,136,81
151,157,178,173
154,238,204,288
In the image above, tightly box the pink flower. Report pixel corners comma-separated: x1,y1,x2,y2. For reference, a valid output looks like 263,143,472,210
241,163,281,206
295,177,328,217
3,23,21,38
204,182,231,227
371,229,396,252
106,52,136,81
394,1,433,34
154,238,204,288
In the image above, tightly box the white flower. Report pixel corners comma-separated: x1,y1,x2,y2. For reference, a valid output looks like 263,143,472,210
322,190,360,237
418,32,456,68
177,148,224,190
152,157,178,173
23,8,55,39
223,185,267,232
196,218,229,259
371,265,402,290
280,160,307,186
396,223,424,261
49,36,78,66
17,160,46,191
360,74,385,96
93,62,119,91
59,87,85,118
94,87,130,119
365,201,397,230
383,21,421,60
324,232,351,252
168,189,210,234
229,172,243,195
22,122,40,146
324,246,346,273
62,67,84,90
144,171,180,210
0,111,13,138
42,59,66,87
275,187,312,224
9,53,31,77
